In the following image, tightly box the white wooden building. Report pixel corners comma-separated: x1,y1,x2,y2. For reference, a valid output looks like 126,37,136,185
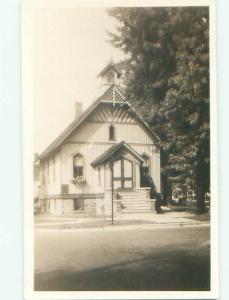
39,62,161,216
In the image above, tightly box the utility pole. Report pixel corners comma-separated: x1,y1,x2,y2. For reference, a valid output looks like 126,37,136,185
111,161,114,225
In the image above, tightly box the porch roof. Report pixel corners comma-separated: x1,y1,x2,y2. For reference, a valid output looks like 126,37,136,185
91,141,144,167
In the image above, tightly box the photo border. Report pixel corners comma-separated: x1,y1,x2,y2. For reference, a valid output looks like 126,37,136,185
22,0,218,299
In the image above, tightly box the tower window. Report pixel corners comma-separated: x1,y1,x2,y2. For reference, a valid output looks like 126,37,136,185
109,125,115,141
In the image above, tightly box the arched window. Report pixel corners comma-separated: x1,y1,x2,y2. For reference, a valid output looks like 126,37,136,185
142,153,150,169
140,153,150,187
109,125,115,141
73,153,84,178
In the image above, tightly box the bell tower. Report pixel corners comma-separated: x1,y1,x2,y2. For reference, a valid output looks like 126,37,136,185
97,61,122,85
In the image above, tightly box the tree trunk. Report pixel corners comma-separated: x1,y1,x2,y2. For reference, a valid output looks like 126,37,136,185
195,161,206,213
161,171,169,206
196,179,205,213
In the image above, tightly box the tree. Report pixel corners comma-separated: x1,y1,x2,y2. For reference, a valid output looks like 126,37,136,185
108,7,209,213
164,8,209,212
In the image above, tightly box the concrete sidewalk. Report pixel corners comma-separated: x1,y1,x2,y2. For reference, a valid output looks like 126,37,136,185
34,209,210,230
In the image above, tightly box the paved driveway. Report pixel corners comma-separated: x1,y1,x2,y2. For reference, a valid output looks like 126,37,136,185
34,224,210,291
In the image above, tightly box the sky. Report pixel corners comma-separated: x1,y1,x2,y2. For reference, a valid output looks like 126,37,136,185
32,6,125,154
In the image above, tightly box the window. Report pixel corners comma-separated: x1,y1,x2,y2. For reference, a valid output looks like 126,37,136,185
61,184,69,194
140,153,150,187
142,153,150,175
73,199,85,211
73,153,84,178
109,125,115,141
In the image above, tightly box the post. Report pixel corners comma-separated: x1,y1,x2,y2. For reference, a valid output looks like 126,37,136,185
111,161,114,225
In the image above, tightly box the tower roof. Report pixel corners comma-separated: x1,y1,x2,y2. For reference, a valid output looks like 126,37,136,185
97,62,122,79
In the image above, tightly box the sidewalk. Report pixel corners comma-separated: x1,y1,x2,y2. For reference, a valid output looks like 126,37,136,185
34,208,210,230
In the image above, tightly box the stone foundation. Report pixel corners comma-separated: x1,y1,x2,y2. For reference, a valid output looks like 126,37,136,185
44,187,155,217
47,198,97,217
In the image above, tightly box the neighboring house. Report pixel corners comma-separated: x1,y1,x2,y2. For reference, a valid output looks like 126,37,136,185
33,154,40,211
39,62,161,216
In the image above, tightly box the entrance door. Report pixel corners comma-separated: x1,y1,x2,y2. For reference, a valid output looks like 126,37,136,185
113,158,133,189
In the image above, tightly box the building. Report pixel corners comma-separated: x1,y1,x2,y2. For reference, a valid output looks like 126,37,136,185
38,62,161,216
33,153,41,213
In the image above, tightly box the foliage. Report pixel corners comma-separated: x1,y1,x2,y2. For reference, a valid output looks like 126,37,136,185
108,7,209,212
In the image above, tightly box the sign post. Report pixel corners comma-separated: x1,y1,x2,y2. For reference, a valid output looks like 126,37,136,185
111,161,114,225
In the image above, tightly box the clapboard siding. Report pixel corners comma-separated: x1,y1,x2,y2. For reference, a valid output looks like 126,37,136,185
68,122,153,145
40,101,161,198
40,140,161,196
57,143,158,192
67,103,154,144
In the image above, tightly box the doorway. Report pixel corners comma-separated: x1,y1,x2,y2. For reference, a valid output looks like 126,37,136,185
113,158,133,189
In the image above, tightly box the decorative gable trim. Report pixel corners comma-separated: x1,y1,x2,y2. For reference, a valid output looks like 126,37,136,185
100,85,125,104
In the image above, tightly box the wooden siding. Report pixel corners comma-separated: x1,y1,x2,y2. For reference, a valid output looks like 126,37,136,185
40,102,161,198
68,122,153,145
67,103,154,144
40,143,160,197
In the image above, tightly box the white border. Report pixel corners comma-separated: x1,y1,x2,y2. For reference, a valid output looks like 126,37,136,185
22,0,218,299
22,1,34,297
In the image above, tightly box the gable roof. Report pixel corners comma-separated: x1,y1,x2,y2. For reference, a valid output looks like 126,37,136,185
91,141,145,167
39,85,160,160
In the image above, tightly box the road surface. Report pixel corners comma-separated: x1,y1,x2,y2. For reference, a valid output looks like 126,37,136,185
34,225,210,291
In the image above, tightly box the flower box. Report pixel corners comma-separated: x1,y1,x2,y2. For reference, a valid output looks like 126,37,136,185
71,177,86,185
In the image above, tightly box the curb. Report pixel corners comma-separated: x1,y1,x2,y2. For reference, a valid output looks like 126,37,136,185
35,221,210,232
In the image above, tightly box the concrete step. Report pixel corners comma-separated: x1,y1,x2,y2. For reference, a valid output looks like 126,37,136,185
118,195,144,200
120,202,152,207
119,201,153,209
119,200,153,205
118,196,151,200
120,207,152,211
118,193,145,197
119,193,149,196
120,209,153,213
120,198,152,202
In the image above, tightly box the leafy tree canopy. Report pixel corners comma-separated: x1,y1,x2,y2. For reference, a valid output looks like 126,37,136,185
108,7,209,212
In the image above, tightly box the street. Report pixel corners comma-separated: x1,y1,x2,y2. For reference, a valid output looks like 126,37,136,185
34,225,210,291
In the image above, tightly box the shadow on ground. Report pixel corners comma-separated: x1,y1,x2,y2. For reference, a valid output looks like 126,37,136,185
35,247,210,291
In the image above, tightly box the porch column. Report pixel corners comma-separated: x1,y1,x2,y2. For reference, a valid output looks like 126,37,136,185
104,163,112,188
